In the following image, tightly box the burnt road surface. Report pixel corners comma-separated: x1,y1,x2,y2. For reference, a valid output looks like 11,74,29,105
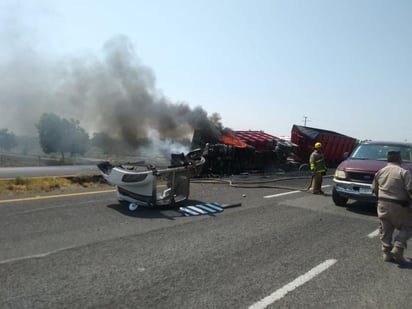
1,175,412,308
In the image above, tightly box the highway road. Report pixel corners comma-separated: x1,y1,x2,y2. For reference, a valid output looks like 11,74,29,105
0,165,100,179
1,175,412,308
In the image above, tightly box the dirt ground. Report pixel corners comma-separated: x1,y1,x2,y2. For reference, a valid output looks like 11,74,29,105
0,175,110,196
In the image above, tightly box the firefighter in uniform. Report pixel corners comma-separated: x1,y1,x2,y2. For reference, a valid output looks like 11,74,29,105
309,142,327,194
372,151,412,263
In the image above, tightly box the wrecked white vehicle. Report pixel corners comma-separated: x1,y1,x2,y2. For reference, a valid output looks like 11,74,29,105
97,149,205,210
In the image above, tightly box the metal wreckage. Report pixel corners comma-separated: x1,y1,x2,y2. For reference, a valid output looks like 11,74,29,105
97,149,205,210
191,128,299,176
96,128,298,210
197,125,358,175
97,125,357,210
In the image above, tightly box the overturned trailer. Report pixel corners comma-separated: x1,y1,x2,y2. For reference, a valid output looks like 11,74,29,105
290,124,358,166
191,129,297,175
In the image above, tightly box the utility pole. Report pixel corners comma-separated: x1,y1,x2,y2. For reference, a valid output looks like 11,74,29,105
303,116,310,127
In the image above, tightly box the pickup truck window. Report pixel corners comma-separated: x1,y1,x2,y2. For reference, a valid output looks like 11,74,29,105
351,144,412,162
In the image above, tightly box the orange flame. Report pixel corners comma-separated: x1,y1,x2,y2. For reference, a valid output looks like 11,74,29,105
218,132,248,148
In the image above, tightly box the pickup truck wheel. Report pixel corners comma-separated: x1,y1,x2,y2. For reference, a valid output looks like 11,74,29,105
332,187,348,206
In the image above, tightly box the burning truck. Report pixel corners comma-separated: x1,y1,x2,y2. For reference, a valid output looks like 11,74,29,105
191,128,298,175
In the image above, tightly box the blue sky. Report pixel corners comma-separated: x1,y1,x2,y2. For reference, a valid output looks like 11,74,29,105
1,0,412,141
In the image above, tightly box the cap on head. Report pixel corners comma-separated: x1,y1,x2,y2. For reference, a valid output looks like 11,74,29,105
314,142,322,149
387,151,401,163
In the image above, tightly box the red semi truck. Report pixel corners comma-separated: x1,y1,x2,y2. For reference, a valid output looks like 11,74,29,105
191,128,297,174
291,124,358,166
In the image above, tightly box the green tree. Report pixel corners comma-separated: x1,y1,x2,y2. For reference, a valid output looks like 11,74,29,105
36,113,89,161
62,118,89,157
0,128,17,151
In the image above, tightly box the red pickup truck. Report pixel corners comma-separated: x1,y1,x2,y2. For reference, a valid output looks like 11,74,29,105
332,141,412,206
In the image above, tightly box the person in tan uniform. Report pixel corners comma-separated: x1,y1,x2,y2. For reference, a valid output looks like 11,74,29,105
309,142,327,194
372,151,412,263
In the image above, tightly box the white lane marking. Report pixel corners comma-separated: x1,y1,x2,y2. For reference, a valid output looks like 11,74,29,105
0,246,76,265
264,191,300,199
249,259,337,309
263,185,331,199
368,229,379,238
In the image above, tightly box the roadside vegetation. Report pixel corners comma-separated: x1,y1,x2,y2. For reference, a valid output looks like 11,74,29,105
0,112,189,196
0,175,110,196
0,112,190,167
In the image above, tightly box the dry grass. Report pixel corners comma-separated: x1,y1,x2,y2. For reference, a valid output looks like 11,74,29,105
0,175,109,196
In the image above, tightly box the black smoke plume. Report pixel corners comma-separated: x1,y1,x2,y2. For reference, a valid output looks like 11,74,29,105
0,33,224,148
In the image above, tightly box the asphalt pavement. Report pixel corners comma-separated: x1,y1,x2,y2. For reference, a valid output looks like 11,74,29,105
1,175,411,308
0,165,100,179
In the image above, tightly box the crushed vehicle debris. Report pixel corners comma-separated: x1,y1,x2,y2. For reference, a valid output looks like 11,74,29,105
97,149,205,209
191,129,298,175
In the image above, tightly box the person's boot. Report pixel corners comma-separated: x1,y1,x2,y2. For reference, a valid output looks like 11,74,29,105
382,251,393,262
391,246,407,264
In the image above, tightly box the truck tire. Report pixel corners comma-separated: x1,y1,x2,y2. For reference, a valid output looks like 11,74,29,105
332,187,348,206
